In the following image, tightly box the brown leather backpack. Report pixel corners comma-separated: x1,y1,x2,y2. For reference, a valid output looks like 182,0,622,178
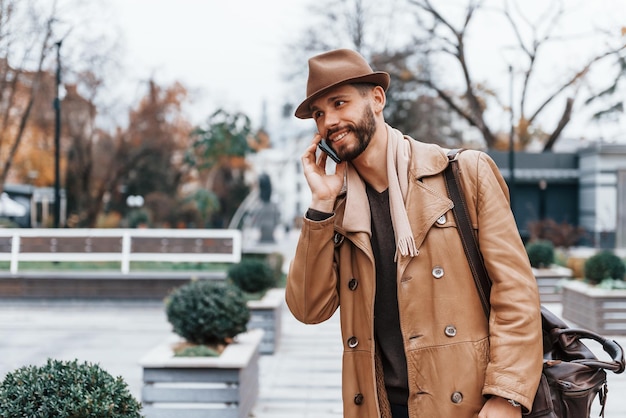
528,307,624,417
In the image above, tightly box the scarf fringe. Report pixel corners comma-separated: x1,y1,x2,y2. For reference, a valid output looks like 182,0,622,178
395,236,418,261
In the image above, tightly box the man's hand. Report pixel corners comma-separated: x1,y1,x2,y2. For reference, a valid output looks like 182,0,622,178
478,396,522,418
301,134,346,213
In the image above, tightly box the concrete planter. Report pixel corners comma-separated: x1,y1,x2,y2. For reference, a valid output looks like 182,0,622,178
532,265,573,303
561,280,626,335
140,328,263,418
247,288,283,354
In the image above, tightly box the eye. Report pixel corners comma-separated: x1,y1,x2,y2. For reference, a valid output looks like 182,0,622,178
335,100,346,108
313,110,323,120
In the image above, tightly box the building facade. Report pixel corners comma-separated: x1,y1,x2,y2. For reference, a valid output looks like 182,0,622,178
491,143,626,249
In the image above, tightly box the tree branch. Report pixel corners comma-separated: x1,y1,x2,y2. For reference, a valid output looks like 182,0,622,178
528,44,626,124
409,0,496,147
543,97,573,151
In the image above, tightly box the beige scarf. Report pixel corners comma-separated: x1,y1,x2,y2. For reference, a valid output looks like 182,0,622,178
344,124,418,259
385,124,418,259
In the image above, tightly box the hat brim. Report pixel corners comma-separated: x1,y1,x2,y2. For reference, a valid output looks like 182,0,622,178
294,72,390,119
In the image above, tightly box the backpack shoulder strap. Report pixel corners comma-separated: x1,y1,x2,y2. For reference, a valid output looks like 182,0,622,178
443,149,491,318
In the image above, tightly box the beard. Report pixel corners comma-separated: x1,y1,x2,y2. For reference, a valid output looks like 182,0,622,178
329,105,377,162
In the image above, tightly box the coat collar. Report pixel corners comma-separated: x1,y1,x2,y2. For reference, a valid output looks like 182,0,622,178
407,139,450,179
337,137,451,239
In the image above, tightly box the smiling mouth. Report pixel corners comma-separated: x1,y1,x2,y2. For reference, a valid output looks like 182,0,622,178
330,130,349,143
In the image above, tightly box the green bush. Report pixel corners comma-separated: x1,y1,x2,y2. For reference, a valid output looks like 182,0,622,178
228,259,276,294
165,280,250,346
174,345,220,357
584,250,626,285
526,240,555,268
0,359,142,417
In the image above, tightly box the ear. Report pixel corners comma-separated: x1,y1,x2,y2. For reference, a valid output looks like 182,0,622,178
371,85,386,114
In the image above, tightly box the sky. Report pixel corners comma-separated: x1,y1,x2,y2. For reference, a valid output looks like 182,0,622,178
108,0,308,131
105,0,626,146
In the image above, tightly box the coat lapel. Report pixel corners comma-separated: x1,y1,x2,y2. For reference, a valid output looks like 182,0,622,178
337,138,453,256
405,140,454,250
405,181,453,250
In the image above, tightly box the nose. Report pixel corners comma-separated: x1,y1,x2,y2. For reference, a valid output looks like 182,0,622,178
320,109,340,134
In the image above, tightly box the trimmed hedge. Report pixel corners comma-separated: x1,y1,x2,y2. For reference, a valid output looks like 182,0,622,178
0,359,142,417
526,240,555,268
584,250,626,285
228,259,276,294
165,280,250,346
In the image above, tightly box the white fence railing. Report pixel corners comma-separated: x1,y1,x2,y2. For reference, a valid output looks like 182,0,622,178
0,228,242,274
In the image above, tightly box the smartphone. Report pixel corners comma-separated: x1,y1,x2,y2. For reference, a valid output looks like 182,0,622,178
317,139,342,163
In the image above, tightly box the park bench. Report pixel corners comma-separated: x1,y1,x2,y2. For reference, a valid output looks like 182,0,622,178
0,228,241,299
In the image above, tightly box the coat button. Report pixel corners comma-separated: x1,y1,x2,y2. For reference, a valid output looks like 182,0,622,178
444,325,457,337
432,266,444,279
348,278,358,291
354,393,364,405
347,336,359,348
334,232,344,246
436,214,447,225
451,391,463,404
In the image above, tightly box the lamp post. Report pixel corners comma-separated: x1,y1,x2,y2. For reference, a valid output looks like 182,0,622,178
53,40,62,228
538,179,547,222
126,195,145,228
508,65,516,210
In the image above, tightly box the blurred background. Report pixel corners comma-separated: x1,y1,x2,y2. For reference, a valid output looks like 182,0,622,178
0,0,625,248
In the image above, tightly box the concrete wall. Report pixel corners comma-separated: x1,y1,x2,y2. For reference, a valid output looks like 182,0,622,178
578,144,626,248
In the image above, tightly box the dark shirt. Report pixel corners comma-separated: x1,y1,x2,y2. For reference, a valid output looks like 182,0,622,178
305,208,333,221
366,184,409,405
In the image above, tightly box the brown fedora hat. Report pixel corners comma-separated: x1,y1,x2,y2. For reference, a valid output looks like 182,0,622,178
294,49,390,119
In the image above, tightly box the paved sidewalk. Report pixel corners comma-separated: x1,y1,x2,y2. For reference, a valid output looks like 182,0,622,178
0,296,344,417
1,298,624,417
0,299,171,399
251,306,343,417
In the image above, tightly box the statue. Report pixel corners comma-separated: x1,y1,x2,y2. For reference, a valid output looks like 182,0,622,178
254,173,280,243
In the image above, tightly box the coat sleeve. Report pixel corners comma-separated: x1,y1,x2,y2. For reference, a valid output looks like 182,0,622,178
285,214,340,324
459,151,543,411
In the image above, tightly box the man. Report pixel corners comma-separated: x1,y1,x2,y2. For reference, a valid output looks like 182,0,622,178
285,48,543,418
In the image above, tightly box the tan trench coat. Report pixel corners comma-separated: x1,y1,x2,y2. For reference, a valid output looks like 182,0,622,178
285,140,543,418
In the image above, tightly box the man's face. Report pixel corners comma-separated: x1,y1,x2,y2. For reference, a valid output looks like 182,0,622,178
310,84,378,162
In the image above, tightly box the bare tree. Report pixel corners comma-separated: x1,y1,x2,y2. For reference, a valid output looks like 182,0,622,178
283,0,397,91
285,0,466,146
0,0,57,191
0,0,121,193
406,0,626,150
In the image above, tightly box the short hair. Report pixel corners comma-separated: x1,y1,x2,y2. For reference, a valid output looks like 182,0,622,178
352,82,377,96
